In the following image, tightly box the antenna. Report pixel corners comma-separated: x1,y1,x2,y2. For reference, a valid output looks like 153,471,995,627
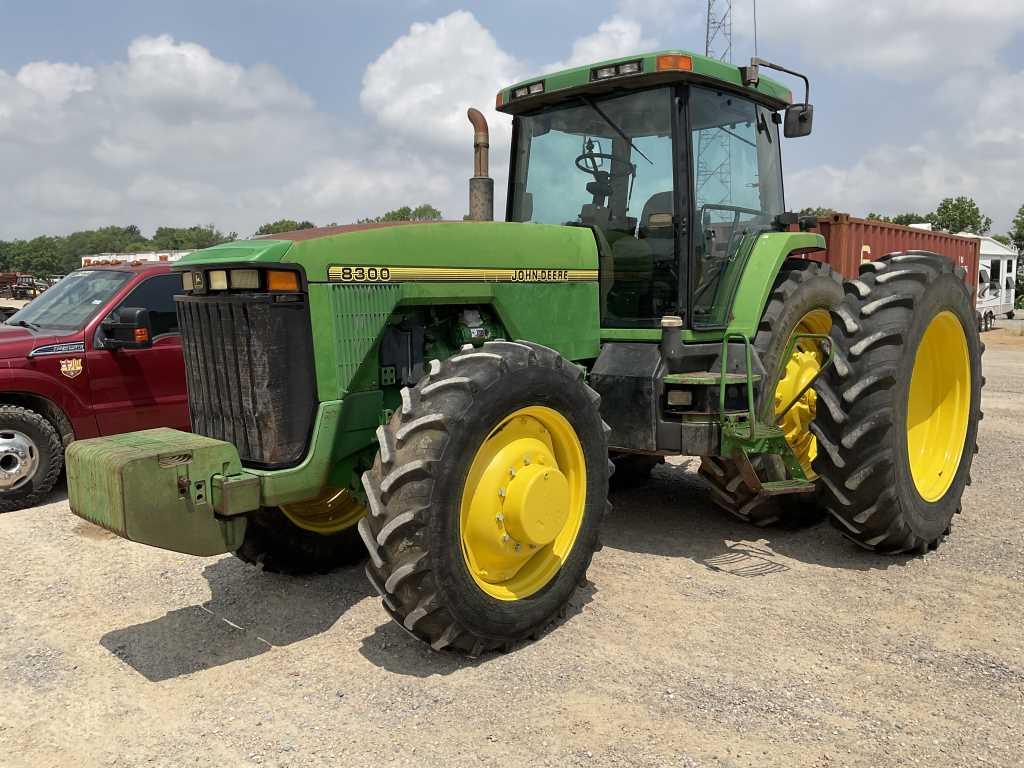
697,0,734,206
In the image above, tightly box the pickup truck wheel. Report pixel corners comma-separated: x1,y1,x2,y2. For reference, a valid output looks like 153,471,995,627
0,405,63,513
233,490,367,574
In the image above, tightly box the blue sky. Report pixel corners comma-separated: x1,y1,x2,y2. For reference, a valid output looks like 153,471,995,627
3,0,1024,239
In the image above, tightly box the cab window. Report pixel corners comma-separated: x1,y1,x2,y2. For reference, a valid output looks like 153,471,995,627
114,274,182,337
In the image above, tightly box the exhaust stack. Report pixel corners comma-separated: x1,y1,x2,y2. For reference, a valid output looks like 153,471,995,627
467,108,493,221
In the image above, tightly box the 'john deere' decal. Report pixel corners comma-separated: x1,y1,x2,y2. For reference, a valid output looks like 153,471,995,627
60,358,84,379
327,265,598,283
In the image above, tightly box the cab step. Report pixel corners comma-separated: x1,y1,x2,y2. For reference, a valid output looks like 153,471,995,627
664,371,763,386
760,479,816,496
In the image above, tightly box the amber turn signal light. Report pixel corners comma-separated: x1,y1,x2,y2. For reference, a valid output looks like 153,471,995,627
266,270,299,291
134,328,150,343
656,54,692,72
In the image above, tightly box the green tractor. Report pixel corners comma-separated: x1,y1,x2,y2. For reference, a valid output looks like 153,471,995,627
67,50,982,655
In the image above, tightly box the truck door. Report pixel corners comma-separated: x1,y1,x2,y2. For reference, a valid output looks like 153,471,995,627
87,273,190,435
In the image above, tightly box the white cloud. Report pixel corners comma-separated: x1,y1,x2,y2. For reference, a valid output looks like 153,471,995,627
739,0,1024,79
16,61,95,103
554,16,655,69
361,11,521,151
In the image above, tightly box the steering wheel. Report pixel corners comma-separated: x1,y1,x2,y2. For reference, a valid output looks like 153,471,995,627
575,151,635,182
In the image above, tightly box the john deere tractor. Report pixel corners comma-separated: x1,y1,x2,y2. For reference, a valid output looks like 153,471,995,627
67,50,982,654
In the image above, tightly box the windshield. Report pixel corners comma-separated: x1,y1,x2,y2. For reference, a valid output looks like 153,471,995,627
6,270,134,332
509,87,673,234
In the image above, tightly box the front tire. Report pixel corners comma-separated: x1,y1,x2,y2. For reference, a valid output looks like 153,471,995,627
811,252,982,552
0,405,63,513
360,341,610,655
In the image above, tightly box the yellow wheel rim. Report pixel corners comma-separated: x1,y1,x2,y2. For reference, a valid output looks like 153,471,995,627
460,406,587,601
280,487,366,535
907,311,971,502
774,309,831,478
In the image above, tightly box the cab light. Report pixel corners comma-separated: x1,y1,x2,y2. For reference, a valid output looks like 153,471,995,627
180,271,192,292
495,90,505,108
267,270,299,291
511,81,544,99
590,60,644,80
656,54,692,72
209,270,228,290
230,269,260,290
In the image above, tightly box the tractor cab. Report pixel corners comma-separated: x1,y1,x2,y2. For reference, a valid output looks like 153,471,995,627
501,52,803,331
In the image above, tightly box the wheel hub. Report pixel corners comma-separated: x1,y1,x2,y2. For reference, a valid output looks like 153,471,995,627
774,310,831,478
503,463,570,547
460,407,586,600
0,430,39,491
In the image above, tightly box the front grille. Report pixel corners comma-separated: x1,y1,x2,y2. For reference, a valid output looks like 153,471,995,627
176,293,316,468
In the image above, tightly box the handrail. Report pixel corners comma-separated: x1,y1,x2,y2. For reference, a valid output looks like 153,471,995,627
719,332,756,428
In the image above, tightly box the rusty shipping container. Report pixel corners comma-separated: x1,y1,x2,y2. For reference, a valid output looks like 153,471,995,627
803,214,981,303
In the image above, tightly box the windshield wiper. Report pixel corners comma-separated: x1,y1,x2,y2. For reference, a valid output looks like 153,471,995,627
579,96,654,166
6,319,41,331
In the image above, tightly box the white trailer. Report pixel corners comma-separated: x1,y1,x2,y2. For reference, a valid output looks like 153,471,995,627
968,236,1017,330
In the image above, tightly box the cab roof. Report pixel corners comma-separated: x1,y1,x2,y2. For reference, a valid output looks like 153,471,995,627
497,49,791,115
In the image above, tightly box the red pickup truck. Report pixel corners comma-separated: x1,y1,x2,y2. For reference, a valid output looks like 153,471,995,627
0,263,189,511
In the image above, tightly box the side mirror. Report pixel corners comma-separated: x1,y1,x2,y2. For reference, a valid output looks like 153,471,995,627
784,104,814,138
101,307,153,350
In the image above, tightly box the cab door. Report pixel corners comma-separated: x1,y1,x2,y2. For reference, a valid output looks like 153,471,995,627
86,273,190,435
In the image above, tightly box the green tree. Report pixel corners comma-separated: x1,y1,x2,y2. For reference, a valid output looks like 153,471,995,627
798,206,836,218
358,203,443,224
890,212,931,226
930,196,991,235
1009,204,1024,305
255,219,315,236
151,224,235,251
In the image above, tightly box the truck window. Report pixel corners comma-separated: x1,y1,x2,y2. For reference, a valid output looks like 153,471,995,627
115,274,183,337
5,270,135,332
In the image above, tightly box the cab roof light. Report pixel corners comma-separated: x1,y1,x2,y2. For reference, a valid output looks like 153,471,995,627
590,59,644,81
656,54,692,72
511,81,544,99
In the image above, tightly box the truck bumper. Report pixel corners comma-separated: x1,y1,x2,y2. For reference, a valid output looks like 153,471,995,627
66,428,259,556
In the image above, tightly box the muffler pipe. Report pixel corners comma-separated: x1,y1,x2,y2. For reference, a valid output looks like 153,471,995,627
467,107,494,221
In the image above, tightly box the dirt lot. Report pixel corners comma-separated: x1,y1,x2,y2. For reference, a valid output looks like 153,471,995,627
2,343,1022,768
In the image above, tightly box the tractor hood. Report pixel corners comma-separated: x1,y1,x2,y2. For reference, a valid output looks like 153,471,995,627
176,221,600,282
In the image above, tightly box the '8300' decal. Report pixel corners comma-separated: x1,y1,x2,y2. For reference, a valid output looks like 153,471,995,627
327,265,597,283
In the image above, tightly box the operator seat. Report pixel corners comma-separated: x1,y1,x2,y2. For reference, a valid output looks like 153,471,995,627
604,191,676,319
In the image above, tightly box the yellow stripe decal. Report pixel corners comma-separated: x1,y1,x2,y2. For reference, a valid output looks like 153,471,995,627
327,265,598,283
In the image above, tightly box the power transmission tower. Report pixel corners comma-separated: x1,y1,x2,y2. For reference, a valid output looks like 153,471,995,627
696,0,734,207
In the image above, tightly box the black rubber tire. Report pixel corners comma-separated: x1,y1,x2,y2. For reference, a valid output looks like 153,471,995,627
699,260,843,526
609,453,662,490
360,340,610,655
1007,310,1015,320
811,252,983,553
0,405,63,513
233,506,366,574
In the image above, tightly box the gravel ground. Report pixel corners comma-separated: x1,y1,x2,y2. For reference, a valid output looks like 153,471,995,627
2,342,1022,768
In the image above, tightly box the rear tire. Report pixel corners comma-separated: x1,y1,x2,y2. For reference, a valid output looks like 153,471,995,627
699,260,842,526
360,341,610,655
811,252,982,553
0,405,63,513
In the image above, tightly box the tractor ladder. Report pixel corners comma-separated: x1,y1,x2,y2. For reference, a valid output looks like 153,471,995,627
715,332,832,498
